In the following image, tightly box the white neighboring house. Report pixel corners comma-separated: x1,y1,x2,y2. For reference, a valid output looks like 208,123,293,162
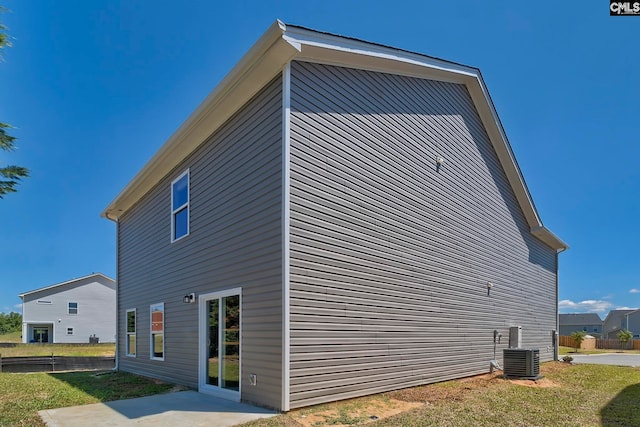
19,273,116,344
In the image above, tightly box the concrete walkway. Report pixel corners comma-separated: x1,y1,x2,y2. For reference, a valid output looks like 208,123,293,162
570,353,640,367
39,391,277,427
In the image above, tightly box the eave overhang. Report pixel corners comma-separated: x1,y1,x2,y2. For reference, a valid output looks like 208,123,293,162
101,20,567,252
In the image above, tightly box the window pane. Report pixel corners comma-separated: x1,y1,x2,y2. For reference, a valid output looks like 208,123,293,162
151,306,164,332
174,207,189,239
127,311,136,333
152,333,163,358
207,300,219,387
172,174,188,210
221,295,240,391
127,335,136,355
69,302,78,314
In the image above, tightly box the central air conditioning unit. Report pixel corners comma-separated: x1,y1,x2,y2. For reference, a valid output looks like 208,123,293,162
503,348,541,379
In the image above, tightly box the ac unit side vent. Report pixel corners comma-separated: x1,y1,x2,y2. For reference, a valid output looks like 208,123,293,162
503,348,541,380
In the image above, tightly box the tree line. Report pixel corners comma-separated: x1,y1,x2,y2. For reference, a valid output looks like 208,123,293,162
0,312,21,334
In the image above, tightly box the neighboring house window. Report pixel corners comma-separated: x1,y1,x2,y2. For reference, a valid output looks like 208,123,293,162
68,302,78,315
171,170,189,242
37,300,52,304
126,309,136,357
67,328,74,335
150,303,164,360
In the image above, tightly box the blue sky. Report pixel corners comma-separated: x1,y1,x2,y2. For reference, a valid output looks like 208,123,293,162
0,1,638,320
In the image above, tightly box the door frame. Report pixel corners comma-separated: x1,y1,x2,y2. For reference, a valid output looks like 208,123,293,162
198,288,242,401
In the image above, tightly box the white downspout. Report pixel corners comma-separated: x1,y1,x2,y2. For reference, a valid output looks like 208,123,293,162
105,215,119,371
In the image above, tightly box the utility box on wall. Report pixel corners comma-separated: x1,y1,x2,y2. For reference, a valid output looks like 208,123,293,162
509,326,522,348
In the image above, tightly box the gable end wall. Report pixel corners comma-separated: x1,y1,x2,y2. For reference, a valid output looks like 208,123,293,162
288,61,557,408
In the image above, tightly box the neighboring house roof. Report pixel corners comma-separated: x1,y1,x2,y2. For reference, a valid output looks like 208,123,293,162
603,309,635,332
101,20,567,252
559,313,603,325
625,309,640,318
18,273,115,298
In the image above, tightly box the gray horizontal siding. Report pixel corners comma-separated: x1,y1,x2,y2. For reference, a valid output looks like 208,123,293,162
117,75,283,409
288,61,557,408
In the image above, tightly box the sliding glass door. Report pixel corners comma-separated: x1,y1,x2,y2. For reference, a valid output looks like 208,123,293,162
199,289,241,400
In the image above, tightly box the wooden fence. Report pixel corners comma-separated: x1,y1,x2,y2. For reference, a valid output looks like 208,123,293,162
0,355,115,373
559,336,640,350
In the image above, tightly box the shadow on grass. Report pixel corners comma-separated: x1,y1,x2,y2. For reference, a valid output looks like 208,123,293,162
601,383,640,426
49,370,175,401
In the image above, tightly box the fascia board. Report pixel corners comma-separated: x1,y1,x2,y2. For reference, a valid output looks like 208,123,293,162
465,78,541,225
531,226,569,252
463,76,569,252
284,27,477,85
102,21,300,220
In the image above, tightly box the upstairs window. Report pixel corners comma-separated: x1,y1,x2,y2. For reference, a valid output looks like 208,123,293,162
171,170,190,242
68,302,78,315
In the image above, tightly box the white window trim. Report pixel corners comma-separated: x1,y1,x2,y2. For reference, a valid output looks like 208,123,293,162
126,308,136,357
150,303,164,361
171,169,190,243
68,302,78,315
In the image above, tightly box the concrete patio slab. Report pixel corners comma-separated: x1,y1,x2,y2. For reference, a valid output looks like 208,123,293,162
39,391,277,427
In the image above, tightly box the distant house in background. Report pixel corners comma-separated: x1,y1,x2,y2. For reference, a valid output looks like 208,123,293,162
602,309,635,339
622,310,640,338
19,273,116,344
558,313,603,337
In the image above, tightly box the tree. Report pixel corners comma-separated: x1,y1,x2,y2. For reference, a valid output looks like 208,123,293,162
570,331,586,353
617,329,633,351
0,312,22,334
0,6,29,197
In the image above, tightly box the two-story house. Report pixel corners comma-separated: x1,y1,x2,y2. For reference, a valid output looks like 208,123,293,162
19,273,116,344
102,21,566,410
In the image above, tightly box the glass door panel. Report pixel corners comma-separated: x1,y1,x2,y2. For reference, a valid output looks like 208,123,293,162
221,295,240,391
207,299,219,387
33,327,48,343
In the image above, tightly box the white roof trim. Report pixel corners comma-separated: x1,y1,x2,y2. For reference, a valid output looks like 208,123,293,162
101,20,567,252
18,273,115,298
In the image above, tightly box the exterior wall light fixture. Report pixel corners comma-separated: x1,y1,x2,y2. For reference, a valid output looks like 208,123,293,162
183,293,196,304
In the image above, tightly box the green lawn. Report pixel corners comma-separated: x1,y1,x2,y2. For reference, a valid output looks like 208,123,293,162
0,331,115,357
0,371,175,427
0,330,22,343
242,362,640,427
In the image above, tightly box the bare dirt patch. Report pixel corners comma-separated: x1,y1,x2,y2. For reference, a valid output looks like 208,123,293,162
388,372,503,404
282,363,571,426
289,397,422,427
